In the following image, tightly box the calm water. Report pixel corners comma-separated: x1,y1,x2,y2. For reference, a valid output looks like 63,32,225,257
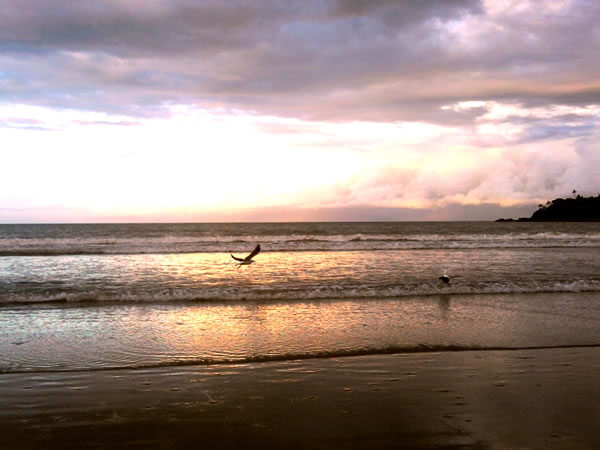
1,222,599,372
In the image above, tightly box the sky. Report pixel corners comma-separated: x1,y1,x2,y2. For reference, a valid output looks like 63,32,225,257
1,0,599,222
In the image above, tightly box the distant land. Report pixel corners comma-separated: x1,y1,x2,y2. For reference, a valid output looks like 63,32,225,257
496,194,600,222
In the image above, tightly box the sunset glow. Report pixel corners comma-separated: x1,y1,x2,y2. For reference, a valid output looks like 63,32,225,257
1,1,599,222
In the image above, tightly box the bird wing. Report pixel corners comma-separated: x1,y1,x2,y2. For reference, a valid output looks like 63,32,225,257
245,244,261,261
231,254,245,262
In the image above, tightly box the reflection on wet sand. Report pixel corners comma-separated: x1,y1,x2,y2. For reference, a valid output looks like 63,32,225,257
438,294,451,321
2,292,600,372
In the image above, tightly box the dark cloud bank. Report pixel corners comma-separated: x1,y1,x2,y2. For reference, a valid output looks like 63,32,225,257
2,0,598,121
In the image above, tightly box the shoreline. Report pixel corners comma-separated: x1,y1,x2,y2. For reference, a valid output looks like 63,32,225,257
2,347,599,449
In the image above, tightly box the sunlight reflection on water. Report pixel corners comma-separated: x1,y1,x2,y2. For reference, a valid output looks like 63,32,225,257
4,246,600,304
1,292,599,372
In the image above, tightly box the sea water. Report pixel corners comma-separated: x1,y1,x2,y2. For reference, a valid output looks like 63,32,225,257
1,222,599,372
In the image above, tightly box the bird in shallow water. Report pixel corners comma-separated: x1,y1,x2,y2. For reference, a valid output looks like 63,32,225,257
231,244,261,268
439,272,461,284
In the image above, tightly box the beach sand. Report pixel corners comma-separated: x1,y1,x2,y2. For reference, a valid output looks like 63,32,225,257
1,347,599,449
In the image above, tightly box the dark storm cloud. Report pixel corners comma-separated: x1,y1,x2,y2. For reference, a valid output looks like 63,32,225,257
0,0,599,123
0,1,481,55
0,1,271,56
331,0,482,20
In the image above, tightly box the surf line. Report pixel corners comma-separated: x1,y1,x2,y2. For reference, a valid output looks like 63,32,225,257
3,343,599,375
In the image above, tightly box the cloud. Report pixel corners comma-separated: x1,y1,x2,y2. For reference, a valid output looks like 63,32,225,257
2,0,598,122
0,1,482,55
1,1,599,221
289,125,598,213
0,115,51,130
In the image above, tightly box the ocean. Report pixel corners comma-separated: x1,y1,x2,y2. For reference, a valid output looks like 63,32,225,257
1,222,599,373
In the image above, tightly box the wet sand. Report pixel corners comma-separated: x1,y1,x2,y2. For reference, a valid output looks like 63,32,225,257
1,347,599,449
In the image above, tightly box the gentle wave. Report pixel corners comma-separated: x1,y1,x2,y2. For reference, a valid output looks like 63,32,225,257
2,279,599,305
3,343,598,374
2,232,600,255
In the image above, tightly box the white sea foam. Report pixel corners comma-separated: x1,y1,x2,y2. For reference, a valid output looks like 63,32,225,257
2,279,599,305
2,231,600,255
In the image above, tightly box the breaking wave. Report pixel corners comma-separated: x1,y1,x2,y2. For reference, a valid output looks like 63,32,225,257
2,278,599,305
3,343,598,374
2,231,600,256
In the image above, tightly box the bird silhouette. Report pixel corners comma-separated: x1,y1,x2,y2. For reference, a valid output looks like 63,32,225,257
231,244,261,268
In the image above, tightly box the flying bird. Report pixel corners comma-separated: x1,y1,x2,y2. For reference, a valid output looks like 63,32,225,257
231,244,261,268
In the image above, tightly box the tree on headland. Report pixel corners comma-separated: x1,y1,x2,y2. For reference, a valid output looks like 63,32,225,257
497,193,600,222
